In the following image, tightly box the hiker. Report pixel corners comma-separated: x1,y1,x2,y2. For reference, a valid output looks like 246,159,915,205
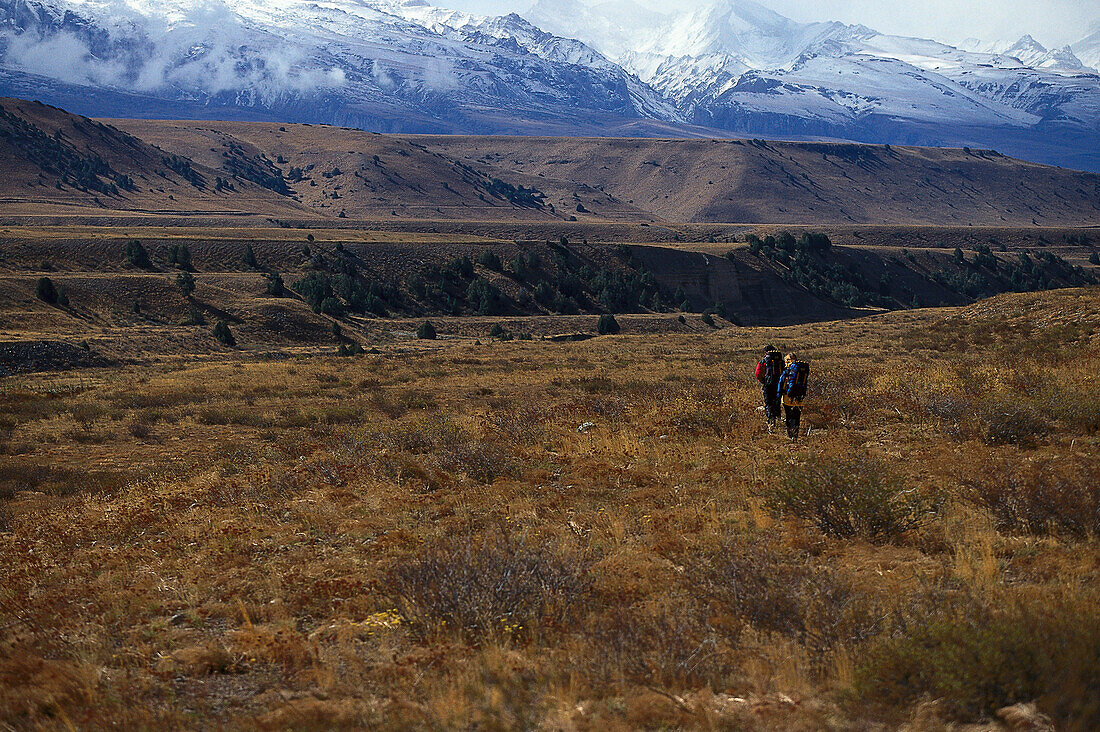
754,345,784,432
777,353,810,440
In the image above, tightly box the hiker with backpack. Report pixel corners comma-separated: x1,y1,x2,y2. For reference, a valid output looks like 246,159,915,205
754,345,784,432
777,353,810,440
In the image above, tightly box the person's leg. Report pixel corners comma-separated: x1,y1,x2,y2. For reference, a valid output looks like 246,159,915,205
764,388,779,428
786,405,801,440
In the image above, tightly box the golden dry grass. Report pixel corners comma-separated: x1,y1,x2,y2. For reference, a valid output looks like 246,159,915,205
1,287,1098,730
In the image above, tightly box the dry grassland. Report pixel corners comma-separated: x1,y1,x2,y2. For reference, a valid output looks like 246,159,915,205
1,288,1098,730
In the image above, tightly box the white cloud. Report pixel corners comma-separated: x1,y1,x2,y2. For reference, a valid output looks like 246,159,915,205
449,0,1097,47
1,0,349,98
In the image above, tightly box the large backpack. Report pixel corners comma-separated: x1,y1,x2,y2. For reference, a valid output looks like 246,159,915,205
756,352,782,384
786,361,810,400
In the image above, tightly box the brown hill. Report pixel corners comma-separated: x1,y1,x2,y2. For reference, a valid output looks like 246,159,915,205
112,118,1100,226
3,99,1096,227
0,99,309,222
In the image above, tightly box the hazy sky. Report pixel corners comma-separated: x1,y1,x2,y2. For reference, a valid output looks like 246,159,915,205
450,0,1098,47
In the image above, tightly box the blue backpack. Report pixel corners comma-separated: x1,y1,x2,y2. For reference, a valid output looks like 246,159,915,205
786,361,810,400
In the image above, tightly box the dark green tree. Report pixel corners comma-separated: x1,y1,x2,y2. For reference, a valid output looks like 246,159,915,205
319,297,345,318
176,270,195,297
265,272,286,297
213,319,236,347
36,277,58,304
125,239,151,268
478,250,502,271
126,240,151,269
168,243,192,271
243,244,258,269
597,314,620,335
417,321,437,340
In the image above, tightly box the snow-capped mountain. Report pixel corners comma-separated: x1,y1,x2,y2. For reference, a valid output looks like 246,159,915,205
0,0,676,133
0,0,1098,171
993,35,1088,72
528,0,1100,170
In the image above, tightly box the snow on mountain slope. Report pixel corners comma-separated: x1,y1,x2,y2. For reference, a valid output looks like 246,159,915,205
526,0,668,61
0,0,676,133
373,0,679,120
0,0,1097,171
1074,23,1100,72
526,0,1099,168
996,35,1087,72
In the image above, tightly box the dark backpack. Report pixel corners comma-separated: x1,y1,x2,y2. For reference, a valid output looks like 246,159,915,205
786,361,810,400
757,352,782,384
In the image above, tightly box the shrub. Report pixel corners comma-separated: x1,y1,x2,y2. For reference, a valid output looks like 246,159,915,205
597,314,620,335
125,240,151,268
35,277,58,304
589,603,732,688
1043,383,1100,434
243,244,258,269
760,455,939,541
701,311,716,328
388,536,588,642
437,439,513,484
485,406,550,446
979,397,1049,447
963,458,1099,537
56,287,69,307
337,342,363,357
417,321,436,340
691,542,879,667
855,596,1100,726
213,319,236,347
71,403,106,429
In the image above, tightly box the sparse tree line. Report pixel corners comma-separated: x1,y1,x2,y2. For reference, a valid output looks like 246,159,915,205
741,231,1097,309
1,105,135,195
739,231,890,308
287,238,673,321
938,244,1094,299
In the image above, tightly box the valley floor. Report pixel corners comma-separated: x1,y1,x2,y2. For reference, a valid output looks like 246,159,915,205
1,287,1098,730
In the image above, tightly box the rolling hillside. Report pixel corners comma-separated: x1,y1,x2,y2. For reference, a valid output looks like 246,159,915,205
0,98,311,222
1,99,1098,227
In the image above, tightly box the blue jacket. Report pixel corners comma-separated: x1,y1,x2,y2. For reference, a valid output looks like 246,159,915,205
777,363,804,406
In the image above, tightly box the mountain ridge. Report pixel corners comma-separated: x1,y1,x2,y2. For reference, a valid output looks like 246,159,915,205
1,0,1098,171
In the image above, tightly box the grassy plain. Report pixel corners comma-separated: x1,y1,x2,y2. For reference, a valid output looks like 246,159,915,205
1,287,1098,730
